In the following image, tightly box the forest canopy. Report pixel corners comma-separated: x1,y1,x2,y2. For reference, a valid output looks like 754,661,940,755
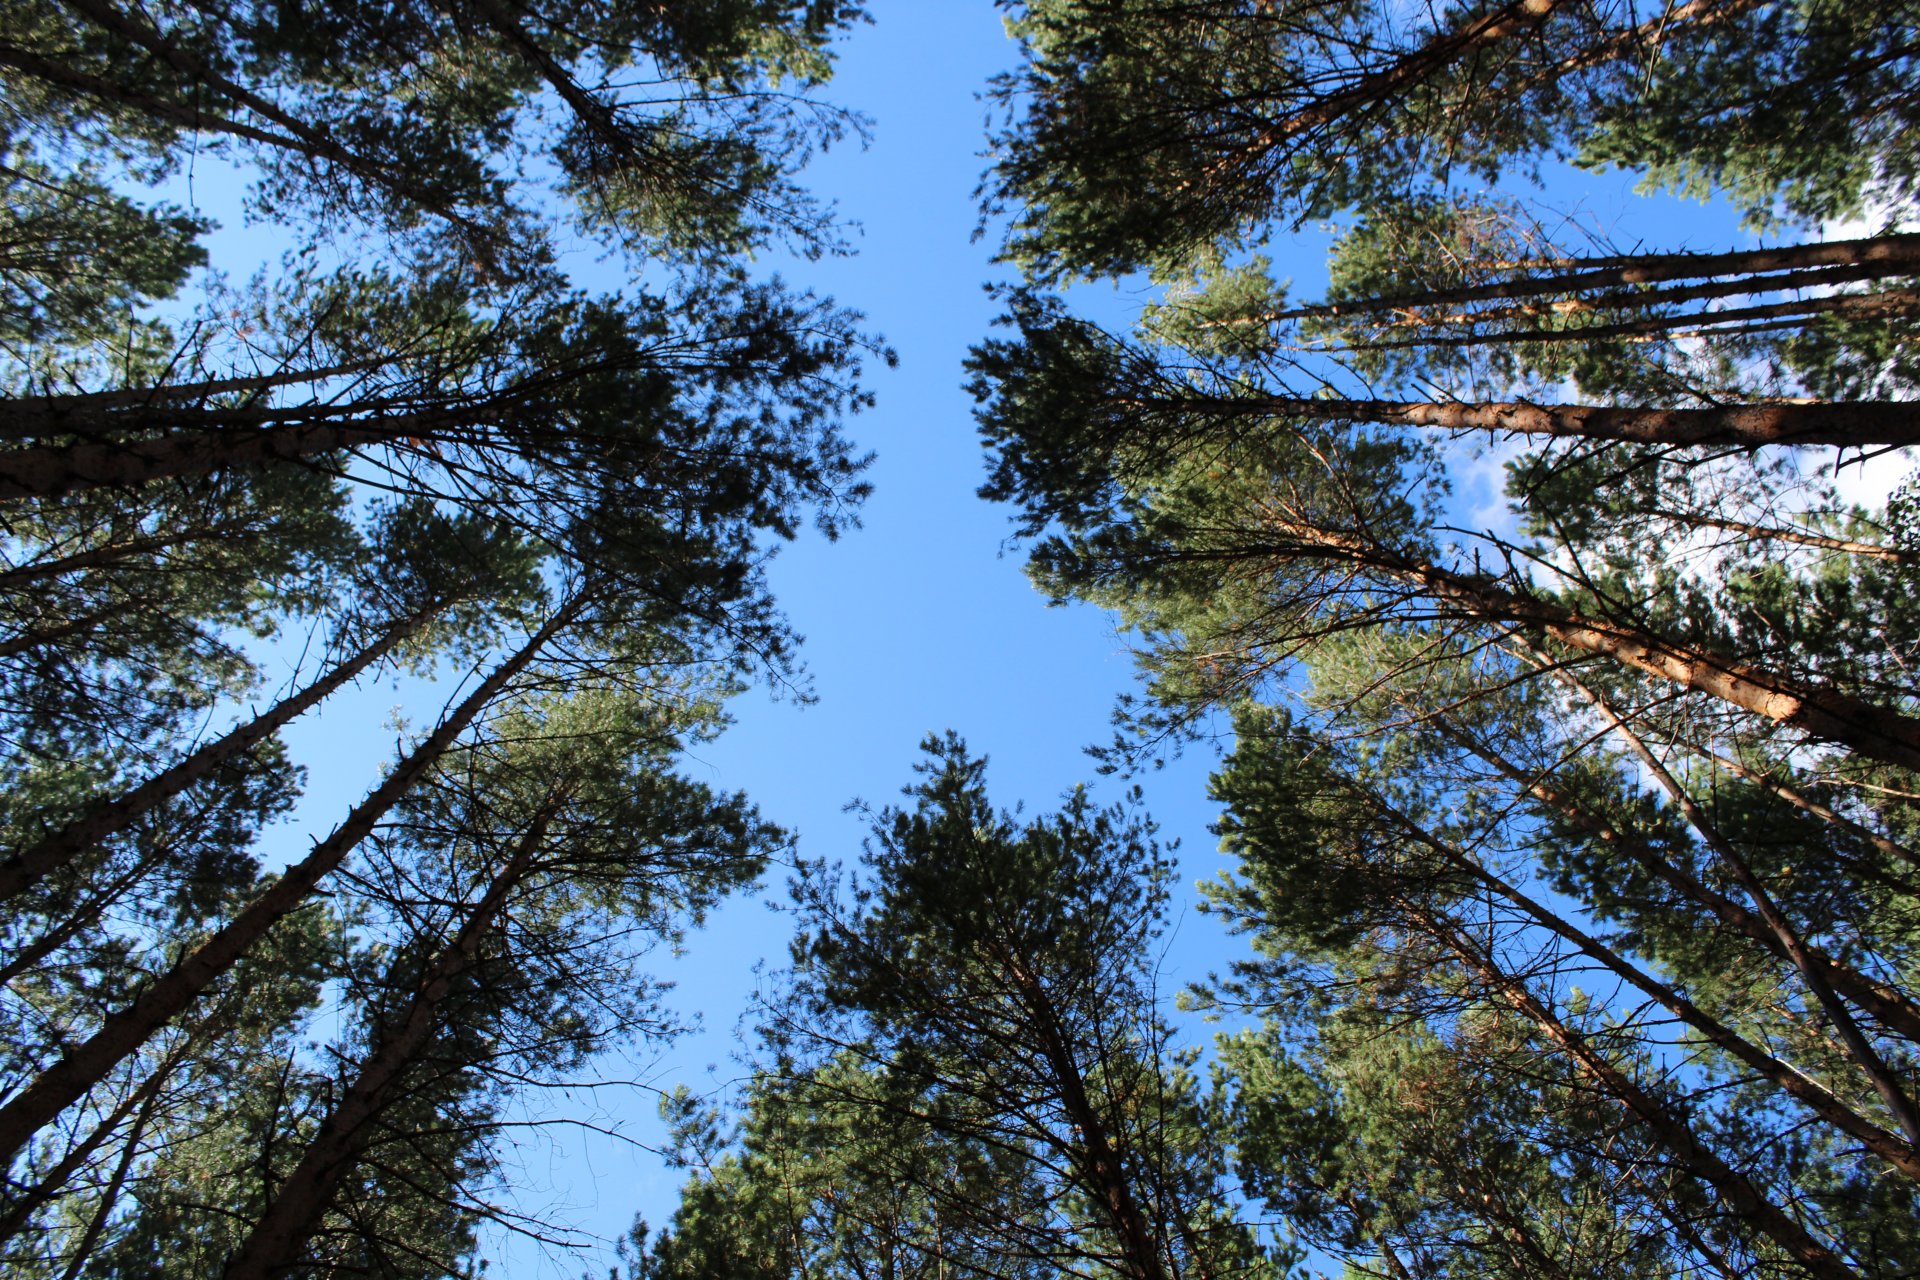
960,0,1920,1275
0,1,882,1274
3,1,1919,1278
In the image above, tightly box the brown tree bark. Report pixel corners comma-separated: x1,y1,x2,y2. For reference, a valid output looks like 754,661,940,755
1255,521,1920,773
217,800,562,1280
1336,286,1920,350
0,600,578,1172
0,601,447,904
1557,664,1920,1149
1265,231,1920,324
1144,391,1920,448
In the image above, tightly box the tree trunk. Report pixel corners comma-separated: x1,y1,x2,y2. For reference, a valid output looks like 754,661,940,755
1151,392,1920,449
1422,912,1860,1280
1259,522,1920,773
0,599,578,1172
1008,964,1169,1280
0,601,446,904
49,0,496,251
1339,286,1920,351
1249,0,1572,150
0,360,387,443
1561,664,1920,1149
218,800,561,1280
0,409,469,502
1371,777,1920,1180
1438,716,1920,1042
1266,231,1920,324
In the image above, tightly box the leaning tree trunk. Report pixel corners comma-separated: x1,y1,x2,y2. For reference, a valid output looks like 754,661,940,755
1148,391,1920,449
1365,773,1920,1182
0,600,448,904
219,800,561,1280
1439,717,1920,1042
0,599,580,1172
1266,231,1920,323
1421,911,1861,1280
1272,523,1920,773
0,409,471,502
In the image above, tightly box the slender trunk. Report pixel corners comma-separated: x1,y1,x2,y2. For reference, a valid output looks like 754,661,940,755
0,601,445,904
1147,392,1920,449
1561,665,1920,1150
0,408,470,503
52,1078,157,1280
1241,0,1570,156
1374,780,1920,1180
1265,232,1920,324
0,599,578,1172
1007,964,1168,1280
1420,912,1860,1280
219,801,560,1280
1334,286,1920,351
0,1064,167,1244
1437,716,1920,1042
1695,744,1920,873
463,0,622,145
1385,262,1902,330
1449,1163,1571,1280
1645,510,1915,563
0,600,121,659
1,530,230,588
0,845,163,987
1267,521,1920,773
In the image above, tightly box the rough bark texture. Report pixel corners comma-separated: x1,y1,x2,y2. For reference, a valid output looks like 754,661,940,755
0,604,443,903
0,602,577,1171
218,803,560,1280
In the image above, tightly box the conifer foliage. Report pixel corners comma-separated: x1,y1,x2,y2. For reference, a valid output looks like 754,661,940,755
0,2,878,1275
971,0,1920,1275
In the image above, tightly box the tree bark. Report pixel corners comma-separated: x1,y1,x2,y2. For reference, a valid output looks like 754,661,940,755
1560,664,1920,1150
1422,912,1860,1280
0,360,387,443
44,0,498,250
218,800,561,1280
1259,521,1920,773
0,599,578,1172
1242,0,1572,155
0,601,446,905
1147,391,1920,449
1265,231,1920,324
1336,286,1920,351
1008,963,1168,1280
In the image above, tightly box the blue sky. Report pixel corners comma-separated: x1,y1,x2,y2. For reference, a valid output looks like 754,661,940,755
150,3,1796,1272
204,8,1258,1270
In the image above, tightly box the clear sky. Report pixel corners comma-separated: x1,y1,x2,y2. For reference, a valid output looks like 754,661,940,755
216,7,1253,1271
157,3,1831,1273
